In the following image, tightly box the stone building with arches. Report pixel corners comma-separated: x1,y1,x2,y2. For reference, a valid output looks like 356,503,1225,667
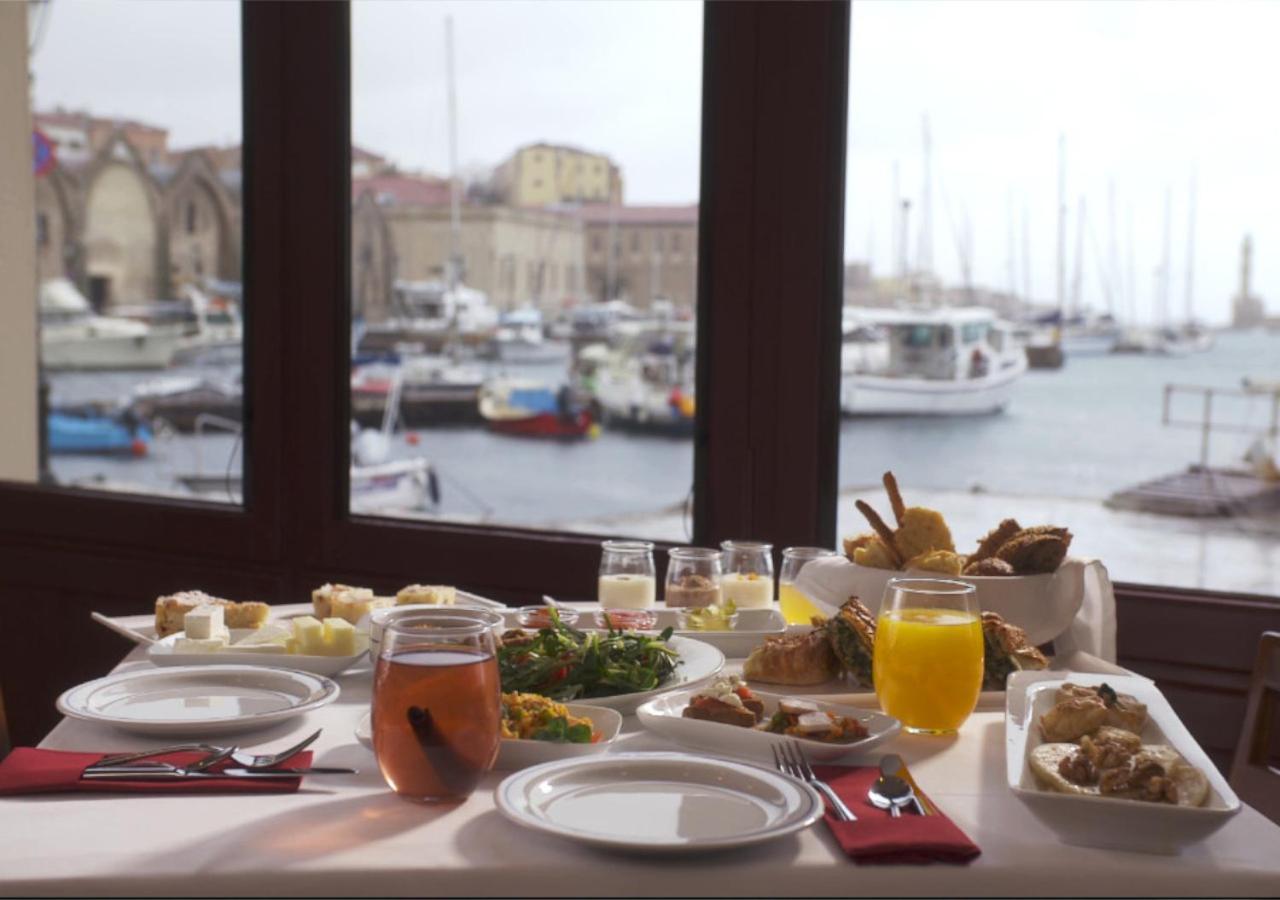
32,118,241,312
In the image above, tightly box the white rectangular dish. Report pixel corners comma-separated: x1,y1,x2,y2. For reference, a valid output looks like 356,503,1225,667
149,629,369,677
1006,671,1240,854
637,688,899,763
499,606,787,659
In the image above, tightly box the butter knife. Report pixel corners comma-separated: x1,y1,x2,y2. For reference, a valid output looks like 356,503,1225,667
84,766,356,780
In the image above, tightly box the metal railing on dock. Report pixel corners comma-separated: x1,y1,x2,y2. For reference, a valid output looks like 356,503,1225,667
1162,383,1280,468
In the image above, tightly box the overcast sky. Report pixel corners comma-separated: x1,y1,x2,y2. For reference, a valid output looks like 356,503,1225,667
29,0,1278,324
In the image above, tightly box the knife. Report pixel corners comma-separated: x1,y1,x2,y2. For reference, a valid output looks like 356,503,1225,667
83,766,356,780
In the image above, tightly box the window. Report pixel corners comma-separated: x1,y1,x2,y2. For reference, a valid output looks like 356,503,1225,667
837,0,1280,595
671,231,681,253
9,0,244,505
350,0,701,540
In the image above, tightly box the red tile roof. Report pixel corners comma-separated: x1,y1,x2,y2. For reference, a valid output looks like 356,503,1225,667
353,174,452,207
575,203,698,225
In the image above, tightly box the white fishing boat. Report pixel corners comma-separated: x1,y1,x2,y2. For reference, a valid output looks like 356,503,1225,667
39,279,186,371
489,306,569,363
358,280,499,353
586,320,696,435
840,307,1027,416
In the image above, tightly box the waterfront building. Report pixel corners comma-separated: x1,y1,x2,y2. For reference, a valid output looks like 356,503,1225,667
490,142,623,207
578,204,698,310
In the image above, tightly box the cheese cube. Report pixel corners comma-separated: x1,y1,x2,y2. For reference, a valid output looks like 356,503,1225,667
175,635,229,653
291,616,326,655
322,618,359,656
183,605,225,640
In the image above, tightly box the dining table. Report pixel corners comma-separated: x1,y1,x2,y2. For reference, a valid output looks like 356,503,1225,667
2,612,1279,898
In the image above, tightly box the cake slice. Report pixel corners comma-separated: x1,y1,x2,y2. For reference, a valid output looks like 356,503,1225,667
154,591,270,637
395,584,456,606
311,583,373,619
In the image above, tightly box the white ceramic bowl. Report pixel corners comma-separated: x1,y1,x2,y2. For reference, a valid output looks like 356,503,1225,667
796,554,1095,646
354,702,623,770
1006,671,1240,854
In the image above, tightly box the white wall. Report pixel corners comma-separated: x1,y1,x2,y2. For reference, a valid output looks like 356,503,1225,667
0,2,39,482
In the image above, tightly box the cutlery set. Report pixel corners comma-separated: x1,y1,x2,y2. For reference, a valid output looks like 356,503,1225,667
82,729,357,781
773,743,928,822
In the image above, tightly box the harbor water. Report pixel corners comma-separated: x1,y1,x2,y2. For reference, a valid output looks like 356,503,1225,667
46,330,1280,594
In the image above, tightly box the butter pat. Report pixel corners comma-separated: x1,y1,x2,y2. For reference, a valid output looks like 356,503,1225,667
231,641,289,655
175,635,229,653
322,617,359,656
183,605,225,640
291,615,326,655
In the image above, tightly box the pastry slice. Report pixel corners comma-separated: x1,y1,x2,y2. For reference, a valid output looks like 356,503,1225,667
825,597,877,689
743,628,838,685
311,583,373,620
981,611,1048,691
154,591,269,637
396,584,456,606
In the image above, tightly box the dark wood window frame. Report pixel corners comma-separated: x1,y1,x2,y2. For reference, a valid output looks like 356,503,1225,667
0,1,1273,756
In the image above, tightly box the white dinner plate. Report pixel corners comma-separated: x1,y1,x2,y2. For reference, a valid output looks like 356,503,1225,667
148,629,369,677
560,635,724,715
496,752,823,852
637,689,900,763
355,703,624,770
1006,671,1240,855
57,665,340,736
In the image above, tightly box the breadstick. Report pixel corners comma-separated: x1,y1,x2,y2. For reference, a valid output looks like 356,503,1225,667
882,471,906,525
855,500,903,568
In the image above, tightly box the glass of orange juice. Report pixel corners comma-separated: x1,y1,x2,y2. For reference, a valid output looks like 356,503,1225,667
778,547,835,625
873,577,983,735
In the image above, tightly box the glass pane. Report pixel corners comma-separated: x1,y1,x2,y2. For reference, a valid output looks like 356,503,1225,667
839,1,1280,594
3,0,244,503
350,1,701,539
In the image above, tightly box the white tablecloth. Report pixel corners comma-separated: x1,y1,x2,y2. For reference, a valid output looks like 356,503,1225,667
2,634,1278,897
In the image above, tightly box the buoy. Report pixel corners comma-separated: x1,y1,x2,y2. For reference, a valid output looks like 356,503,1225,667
130,437,148,458
588,423,602,440
406,432,421,446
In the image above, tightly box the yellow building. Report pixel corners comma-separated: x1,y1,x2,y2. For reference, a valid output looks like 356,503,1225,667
492,142,623,207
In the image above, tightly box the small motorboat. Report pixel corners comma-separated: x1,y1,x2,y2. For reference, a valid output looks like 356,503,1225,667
478,379,597,440
351,355,485,427
47,404,151,456
127,374,242,432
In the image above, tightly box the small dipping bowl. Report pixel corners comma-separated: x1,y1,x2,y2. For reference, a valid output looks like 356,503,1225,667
593,607,659,631
674,608,740,632
515,605,580,629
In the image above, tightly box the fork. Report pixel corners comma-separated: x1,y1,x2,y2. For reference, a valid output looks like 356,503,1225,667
94,730,321,771
773,741,857,822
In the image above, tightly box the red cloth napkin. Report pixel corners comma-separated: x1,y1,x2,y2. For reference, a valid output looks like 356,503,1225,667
0,748,313,796
813,764,980,865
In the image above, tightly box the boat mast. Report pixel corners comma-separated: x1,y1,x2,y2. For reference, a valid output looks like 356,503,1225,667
1021,202,1032,304
1107,179,1119,320
1056,134,1066,322
1070,195,1085,317
1159,186,1173,327
916,116,933,301
1006,189,1017,302
445,16,463,291
1126,204,1136,324
1184,165,1197,325
891,160,900,283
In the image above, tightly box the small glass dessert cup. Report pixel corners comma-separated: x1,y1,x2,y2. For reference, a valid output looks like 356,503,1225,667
664,547,723,609
515,605,579,629
593,607,659,631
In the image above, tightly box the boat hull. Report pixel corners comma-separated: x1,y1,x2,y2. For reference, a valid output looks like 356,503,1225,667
840,362,1025,416
41,332,184,370
486,411,594,440
48,410,151,456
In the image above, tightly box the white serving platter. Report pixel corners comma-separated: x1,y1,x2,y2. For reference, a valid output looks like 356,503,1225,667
636,689,900,763
495,752,823,853
498,606,788,660
796,554,1097,647
148,629,369,677
56,665,340,736
1006,671,1240,854
355,702,624,770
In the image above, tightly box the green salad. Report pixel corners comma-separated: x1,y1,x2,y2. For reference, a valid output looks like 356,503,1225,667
498,609,679,700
